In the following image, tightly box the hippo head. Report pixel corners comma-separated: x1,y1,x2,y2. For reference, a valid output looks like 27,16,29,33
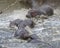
26,9,40,18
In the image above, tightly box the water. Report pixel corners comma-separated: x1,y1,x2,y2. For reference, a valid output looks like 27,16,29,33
0,0,60,48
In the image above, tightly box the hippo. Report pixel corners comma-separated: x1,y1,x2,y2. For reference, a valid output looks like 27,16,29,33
9,19,35,29
23,19,35,28
9,19,23,28
14,28,30,40
26,5,54,18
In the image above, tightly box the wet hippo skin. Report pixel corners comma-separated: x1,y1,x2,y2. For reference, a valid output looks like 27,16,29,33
9,19,23,28
9,19,35,29
23,19,35,28
26,5,54,18
14,28,30,40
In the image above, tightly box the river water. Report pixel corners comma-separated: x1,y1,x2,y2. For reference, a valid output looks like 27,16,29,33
0,0,60,48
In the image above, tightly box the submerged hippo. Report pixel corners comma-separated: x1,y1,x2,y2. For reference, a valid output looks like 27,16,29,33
14,28,30,40
9,19,23,28
26,5,54,18
9,19,35,29
23,19,35,28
